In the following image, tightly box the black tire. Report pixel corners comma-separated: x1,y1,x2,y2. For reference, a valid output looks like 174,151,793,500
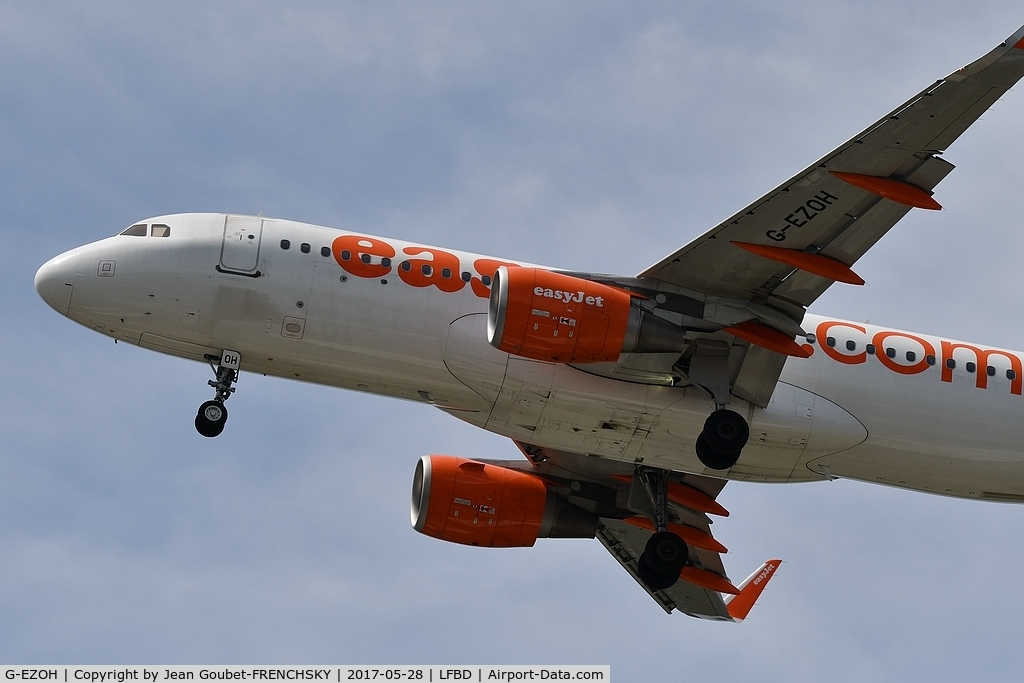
643,531,689,576
637,555,679,591
702,409,749,453
695,433,740,470
195,400,227,438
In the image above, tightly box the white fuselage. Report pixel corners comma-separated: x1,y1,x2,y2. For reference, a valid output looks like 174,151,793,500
35,213,1024,502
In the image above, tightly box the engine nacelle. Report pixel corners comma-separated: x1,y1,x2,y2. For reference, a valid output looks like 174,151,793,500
410,455,597,547
486,266,688,363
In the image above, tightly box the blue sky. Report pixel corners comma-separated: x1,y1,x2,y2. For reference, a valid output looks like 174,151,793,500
4,2,1024,680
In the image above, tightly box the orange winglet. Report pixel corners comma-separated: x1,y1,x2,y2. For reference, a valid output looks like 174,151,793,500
731,242,865,285
680,566,740,595
608,476,729,517
830,171,941,210
725,320,811,358
725,559,782,621
623,516,728,554
1014,36,1024,50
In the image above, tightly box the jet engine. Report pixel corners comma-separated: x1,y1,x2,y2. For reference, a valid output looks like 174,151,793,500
486,266,687,363
411,455,597,547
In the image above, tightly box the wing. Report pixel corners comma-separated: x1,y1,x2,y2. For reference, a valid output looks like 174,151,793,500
640,25,1024,309
511,441,775,620
615,25,1024,407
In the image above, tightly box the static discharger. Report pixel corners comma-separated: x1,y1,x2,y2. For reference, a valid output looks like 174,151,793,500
731,241,865,285
725,320,811,358
830,171,942,210
622,516,728,554
609,475,730,517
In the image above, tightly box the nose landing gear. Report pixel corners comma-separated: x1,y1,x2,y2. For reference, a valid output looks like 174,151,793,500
195,350,240,438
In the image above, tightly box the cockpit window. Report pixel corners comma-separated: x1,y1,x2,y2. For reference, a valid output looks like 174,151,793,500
150,224,171,237
120,224,147,236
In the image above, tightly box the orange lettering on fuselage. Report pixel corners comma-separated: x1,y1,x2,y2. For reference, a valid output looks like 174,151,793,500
333,234,396,278
940,340,1023,395
873,330,935,375
399,247,466,293
814,319,1023,396
471,258,519,298
329,234,521,299
816,321,866,365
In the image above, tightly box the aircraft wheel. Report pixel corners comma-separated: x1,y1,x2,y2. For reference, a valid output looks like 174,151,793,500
637,555,679,591
696,433,740,470
195,400,227,438
702,409,749,453
643,531,689,576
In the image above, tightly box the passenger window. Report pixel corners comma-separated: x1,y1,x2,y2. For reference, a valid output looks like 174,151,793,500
481,275,492,286
361,254,371,264
886,348,895,358
400,261,412,272
340,250,351,261
826,337,836,347
906,351,916,362
461,271,472,282
926,355,936,365
150,224,170,237
966,362,976,373
120,224,147,236
281,239,291,250
421,264,433,276
300,243,311,253
321,247,330,257
866,344,875,355
845,340,856,351
1008,369,1017,380
987,366,996,377
441,268,452,279
805,333,816,344
946,358,956,369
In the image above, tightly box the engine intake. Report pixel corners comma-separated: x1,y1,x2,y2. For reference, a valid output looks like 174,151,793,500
411,455,597,547
487,267,686,363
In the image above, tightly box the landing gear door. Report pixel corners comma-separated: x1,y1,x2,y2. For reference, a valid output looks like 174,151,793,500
219,215,264,274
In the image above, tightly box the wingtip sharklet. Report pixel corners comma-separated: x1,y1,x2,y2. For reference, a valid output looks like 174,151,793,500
724,559,782,621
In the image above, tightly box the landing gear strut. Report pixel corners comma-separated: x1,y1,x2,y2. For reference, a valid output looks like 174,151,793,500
685,339,749,470
695,409,749,470
195,350,240,438
633,466,689,591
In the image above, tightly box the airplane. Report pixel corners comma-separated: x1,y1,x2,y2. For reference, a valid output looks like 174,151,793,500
33,24,1024,621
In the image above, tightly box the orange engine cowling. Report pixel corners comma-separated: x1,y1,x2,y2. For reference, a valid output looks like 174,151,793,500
486,266,634,363
486,266,688,363
411,455,597,547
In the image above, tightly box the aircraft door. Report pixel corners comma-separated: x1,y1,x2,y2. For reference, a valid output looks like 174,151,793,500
219,215,264,274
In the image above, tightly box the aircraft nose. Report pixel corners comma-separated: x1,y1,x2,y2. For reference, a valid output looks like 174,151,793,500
35,249,79,316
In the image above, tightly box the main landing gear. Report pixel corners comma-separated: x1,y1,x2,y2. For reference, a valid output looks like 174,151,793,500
684,339,750,470
633,467,690,591
195,350,240,438
695,409,749,470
